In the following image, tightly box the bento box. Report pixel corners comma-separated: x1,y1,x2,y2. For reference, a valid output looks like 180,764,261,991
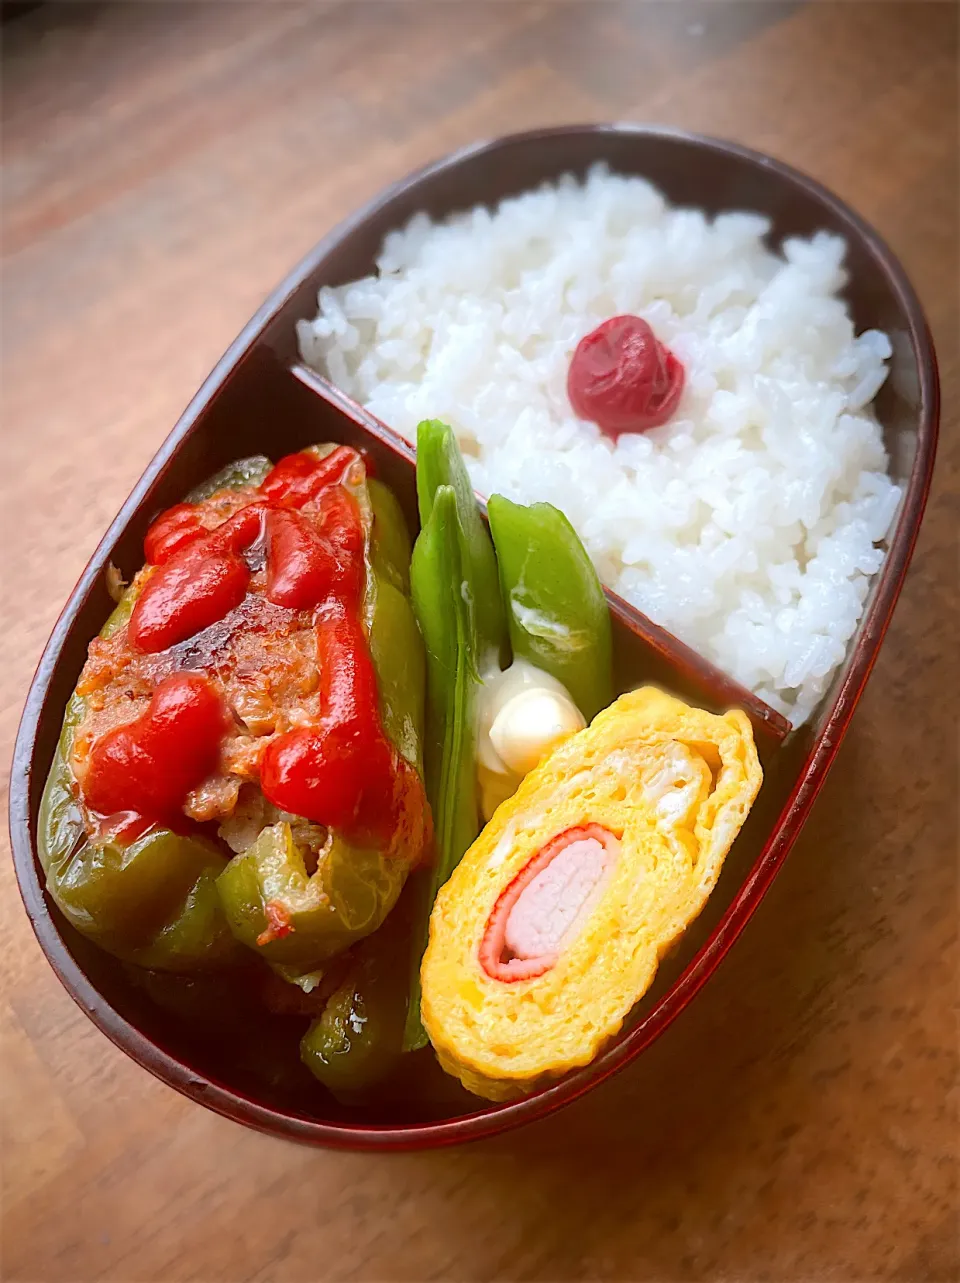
9,125,938,1149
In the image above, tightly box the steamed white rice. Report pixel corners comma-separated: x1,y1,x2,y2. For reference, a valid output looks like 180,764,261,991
297,165,901,726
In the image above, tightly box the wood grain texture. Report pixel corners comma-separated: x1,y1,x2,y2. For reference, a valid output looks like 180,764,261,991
1,2,957,1279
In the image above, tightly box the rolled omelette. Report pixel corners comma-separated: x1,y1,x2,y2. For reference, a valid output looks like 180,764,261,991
420,686,762,1101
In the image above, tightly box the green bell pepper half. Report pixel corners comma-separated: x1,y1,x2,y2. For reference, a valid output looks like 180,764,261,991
214,455,427,972
216,821,409,968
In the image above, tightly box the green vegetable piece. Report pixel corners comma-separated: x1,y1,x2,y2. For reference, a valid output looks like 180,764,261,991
185,454,273,502
368,477,412,593
43,825,237,971
368,574,425,773
487,494,613,721
131,862,238,970
404,484,480,1050
215,822,408,970
363,477,424,772
300,879,416,1098
38,692,89,885
415,419,505,667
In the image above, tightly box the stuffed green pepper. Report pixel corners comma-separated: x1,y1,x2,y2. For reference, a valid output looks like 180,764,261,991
39,445,429,980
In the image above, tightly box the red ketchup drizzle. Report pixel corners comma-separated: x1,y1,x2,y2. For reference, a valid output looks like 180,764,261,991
260,600,404,846
128,543,250,654
83,672,229,826
567,314,684,438
259,445,356,508
264,488,364,612
143,503,205,565
93,447,419,850
129,504,270,654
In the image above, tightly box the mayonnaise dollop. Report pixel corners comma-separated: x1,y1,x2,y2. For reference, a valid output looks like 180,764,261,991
476,660,585,821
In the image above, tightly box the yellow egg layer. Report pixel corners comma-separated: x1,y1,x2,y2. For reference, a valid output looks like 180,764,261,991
420,686,762,1101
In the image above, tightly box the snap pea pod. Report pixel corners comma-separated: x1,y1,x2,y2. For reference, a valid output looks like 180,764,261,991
487,495,613,722
415,419,506,669
404,484,479,1051
410,419,507,809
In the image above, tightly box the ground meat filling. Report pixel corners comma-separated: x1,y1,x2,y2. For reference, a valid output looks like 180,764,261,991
71,485,327,833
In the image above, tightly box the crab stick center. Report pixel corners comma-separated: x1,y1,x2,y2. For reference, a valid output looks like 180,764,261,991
479,824,620,982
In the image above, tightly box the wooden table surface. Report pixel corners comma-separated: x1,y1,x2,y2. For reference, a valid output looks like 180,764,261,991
2,3,957,1280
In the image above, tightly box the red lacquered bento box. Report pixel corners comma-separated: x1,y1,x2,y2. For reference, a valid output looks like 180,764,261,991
9,126,939,1149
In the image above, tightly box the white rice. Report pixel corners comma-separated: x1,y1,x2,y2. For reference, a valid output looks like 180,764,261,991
297,165,901,726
